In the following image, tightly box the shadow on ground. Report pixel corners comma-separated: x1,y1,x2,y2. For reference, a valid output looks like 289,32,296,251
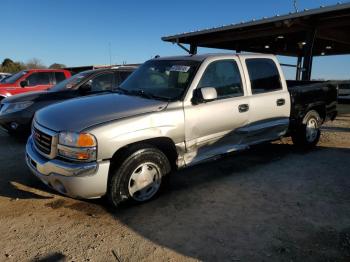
0,131,54,199
31,252,66,262
110,143,350,261
1,125,350,261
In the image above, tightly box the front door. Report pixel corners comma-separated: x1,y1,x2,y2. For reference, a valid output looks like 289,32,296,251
184,58,250,165
25,72,52,91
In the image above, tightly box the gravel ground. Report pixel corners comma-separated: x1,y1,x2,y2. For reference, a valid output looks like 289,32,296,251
0,104,350,262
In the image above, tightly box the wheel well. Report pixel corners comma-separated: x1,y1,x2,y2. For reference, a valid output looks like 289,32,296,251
308,105,326,122
110,137,178,170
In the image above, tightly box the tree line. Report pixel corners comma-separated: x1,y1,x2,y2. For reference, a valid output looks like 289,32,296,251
0,58,66,73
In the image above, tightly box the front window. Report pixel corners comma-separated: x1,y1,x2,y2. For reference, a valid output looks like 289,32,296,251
49,71,91,92
198,60,243,99
2,71,27,84
26,72,51,86
119,60,200,101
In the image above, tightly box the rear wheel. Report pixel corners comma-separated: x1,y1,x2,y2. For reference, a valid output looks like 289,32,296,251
107,144,171,208
291,110,321,148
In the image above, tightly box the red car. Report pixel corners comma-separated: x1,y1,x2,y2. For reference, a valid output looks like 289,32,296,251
0,69,71,101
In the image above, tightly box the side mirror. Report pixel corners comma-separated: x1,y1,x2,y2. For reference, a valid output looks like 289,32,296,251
20,80,28,88
79,80,92,93
192,87,218,104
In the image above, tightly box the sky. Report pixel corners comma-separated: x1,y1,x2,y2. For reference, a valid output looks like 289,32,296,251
0,0,349,80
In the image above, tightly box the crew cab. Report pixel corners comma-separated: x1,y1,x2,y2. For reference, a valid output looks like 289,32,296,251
0,69,71,100
25,54,337,208
0,66,136,134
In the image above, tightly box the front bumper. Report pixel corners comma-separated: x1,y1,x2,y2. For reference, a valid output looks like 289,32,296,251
25,137,110,199
0,109,32,132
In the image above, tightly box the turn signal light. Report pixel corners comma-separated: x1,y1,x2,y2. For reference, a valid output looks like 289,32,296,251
77,133,96,147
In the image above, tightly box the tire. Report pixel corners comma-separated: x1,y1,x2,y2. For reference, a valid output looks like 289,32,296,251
291,110,321,148
107,144,171,208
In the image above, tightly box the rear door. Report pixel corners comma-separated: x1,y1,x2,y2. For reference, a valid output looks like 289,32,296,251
240,56,290,144
53,72,67,85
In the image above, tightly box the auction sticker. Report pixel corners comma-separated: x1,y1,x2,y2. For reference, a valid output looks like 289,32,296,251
170,65,190,72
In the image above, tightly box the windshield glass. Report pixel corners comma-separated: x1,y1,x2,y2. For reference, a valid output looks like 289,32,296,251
49,71,91,92
2,71,27,84
119,60,200,101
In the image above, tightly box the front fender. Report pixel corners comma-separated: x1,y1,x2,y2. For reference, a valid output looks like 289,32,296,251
87,109,185,161
98,126,182,160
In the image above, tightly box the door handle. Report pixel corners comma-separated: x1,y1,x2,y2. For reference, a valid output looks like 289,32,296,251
238,104,249,113
276,98,285,106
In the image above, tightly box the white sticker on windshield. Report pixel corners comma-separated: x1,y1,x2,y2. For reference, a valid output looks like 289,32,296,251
170,65,190,73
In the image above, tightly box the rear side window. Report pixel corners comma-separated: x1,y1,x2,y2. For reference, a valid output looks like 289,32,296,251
198,60,243,99
246,59,282,94
26,72,51,86
55,72,66,83
118,71,132,84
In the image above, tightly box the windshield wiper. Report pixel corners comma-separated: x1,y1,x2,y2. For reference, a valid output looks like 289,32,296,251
116,88,170,101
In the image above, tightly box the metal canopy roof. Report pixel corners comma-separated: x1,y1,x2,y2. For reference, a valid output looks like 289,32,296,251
162,2,350,57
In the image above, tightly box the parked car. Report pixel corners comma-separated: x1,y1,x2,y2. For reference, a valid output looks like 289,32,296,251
0,69,71,100
25,54,337,208
0,73,12,82
0,66,136,133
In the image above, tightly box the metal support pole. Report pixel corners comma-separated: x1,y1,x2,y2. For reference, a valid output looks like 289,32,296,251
176,42,191,54
190,44,197,55
296,56,303,80
302,29,317,80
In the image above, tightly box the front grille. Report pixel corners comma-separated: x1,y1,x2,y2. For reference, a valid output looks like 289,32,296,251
33,127,52,155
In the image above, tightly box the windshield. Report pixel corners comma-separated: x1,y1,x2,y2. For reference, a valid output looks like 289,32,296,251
2,71,27,84
49,71,91,92
119,60,200,101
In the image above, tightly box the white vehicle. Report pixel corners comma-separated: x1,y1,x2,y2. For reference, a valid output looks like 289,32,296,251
26,53,337,208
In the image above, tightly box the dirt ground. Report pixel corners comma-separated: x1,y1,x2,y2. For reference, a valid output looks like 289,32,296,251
1,104,350,262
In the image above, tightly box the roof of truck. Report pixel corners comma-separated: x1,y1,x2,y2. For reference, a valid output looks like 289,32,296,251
152,53,274,61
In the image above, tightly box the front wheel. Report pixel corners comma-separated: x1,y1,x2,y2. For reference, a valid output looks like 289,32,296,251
107,145,171,208
291,110,321,148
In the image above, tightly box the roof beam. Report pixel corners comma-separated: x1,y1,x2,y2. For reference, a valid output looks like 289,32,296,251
193,26,302,46
317,29,350,46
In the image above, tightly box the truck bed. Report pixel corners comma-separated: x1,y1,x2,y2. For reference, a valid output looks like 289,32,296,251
286,80,338,131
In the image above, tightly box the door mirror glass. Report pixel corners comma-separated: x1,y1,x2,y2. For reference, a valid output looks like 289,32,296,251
20,80,28,88
192,87,217,104
201,87,218,101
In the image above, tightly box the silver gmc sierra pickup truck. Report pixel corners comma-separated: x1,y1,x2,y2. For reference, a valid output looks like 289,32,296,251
25,53,337,208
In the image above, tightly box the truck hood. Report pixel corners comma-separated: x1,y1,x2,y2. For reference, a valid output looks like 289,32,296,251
3,91,47,103
35,93,168,132
0,83,17,88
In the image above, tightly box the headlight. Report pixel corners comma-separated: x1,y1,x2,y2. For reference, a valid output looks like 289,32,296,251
0,101,33,114
58,132,97,161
